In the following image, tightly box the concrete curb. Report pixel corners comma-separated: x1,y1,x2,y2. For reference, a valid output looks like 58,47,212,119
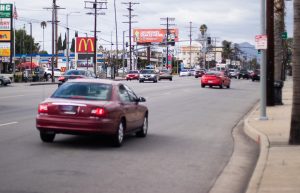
244,104,270,193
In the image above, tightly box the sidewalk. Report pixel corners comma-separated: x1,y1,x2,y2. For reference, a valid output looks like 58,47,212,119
244,77,300,193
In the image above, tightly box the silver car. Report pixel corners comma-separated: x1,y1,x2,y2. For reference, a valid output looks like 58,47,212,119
0,75,11,86
139,69,158,83
158,69,173,81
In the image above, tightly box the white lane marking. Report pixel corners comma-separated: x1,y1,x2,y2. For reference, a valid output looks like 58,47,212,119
0,122,18,127
0,95,25,99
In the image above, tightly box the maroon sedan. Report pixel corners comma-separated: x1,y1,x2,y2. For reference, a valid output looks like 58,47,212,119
36,79,148,147
201,71,231,89
126,70,139,81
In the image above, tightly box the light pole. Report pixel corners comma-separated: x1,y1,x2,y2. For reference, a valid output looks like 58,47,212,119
66,11,80,70
85,32,89,70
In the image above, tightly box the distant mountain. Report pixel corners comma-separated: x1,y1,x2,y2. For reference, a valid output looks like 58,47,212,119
237,42,258,60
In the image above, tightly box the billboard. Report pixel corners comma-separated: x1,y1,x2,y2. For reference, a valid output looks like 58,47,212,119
0,42,10,56
76,37,95,53
133,29,179,44
0,4,12,18
0,30,10,41
0,18,10,30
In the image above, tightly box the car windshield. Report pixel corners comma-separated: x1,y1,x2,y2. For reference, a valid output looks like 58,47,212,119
64,70,86,75
128,70,139,74
181,69,188,72
51,82,112,101
140,70,155,74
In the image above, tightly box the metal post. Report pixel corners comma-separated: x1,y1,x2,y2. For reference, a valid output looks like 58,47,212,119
166,17,169,69
93,1,97,75
85,33,88,70
129,2,132,70
66,27,70,70
51,0,55,83
114,0,118,79
30,22,33,70
122,30,125,76
260,0,268,120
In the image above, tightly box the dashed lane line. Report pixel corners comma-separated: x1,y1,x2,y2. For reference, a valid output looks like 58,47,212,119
0,122,18,127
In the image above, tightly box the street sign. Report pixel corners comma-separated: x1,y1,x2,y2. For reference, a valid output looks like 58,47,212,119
281,32,288,40
255,35,268,50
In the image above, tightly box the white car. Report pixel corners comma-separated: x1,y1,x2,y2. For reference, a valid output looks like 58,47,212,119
44,68,62,78
179,69,191,76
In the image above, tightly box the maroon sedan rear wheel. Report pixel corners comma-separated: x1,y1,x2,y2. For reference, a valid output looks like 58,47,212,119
40,132,55,143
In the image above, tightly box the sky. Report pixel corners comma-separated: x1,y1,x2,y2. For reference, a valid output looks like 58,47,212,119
1,0,294,53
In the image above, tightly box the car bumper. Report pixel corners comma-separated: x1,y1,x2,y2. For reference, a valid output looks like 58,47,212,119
139,77,156,81
36,115,117,135
202,80,222,86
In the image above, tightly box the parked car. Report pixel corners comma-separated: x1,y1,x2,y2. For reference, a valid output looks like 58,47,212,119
0,75,11,86
44,68,62,79
201,71,231,88
158,69,173,81
139,69,158,83
194,69,206,78
238,69,250,79
228,69,239,79
126,70,139,81
36,79,148,147
251,69,260,81
189,69,196,76
179,69,191,76
58,69,96,85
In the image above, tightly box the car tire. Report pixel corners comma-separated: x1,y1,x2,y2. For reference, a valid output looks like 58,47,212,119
227,84,230,89
112,120,125,147
209,85,212,88
40,132,55,143
170,78,172,81
139,80,143,83
136,115,148,138
201,84,205,88
219,83,223,89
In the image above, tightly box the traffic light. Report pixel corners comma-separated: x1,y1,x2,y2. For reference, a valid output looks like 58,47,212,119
207,37,211,44
163,57,166,64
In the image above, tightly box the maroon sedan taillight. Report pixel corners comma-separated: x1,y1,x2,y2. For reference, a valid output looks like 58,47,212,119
58,76,65,81
38,103,49,114
91,107,106,117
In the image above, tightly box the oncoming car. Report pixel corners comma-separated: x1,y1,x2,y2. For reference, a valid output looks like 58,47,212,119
36,79,149,147
139,69,158,83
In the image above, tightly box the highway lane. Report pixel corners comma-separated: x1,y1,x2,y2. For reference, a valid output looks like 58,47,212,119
0,76,259,193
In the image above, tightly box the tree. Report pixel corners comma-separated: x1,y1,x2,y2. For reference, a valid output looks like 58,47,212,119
222,40,233,61
289,1,300,144
199,24,207,36
63,32,67,50
57,33,63,51
70,38,75,52
40,21,47,51
14,29,40,54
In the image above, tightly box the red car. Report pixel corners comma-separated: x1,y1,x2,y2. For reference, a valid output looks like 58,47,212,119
201,71,231,88
126,70,139,80
36,79,148,147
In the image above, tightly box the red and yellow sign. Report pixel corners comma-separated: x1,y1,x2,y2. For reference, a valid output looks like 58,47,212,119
133,29,179,44
0,30,10,41
76,37,95,53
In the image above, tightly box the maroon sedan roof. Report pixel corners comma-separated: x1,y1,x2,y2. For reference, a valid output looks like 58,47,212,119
66,78,121,86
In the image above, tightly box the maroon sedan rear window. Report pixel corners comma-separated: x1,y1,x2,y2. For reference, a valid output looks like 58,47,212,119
52,82,112,101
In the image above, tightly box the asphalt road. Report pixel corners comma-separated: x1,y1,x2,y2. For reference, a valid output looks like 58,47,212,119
0,76,259,193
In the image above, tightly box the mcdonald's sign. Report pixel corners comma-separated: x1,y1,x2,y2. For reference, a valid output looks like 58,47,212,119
76,37,95,53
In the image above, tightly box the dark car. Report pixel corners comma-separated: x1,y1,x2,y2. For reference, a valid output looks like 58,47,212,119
0,75,11,86
139,69,158,83
126,70,139,81
251,69,260,81
238,69,250,79
36,79,148,147
58,69,96,85
158,69,172,81
194,69,206,78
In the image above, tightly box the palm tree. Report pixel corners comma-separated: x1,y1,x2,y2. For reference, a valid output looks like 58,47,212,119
289,1,300,144
40,21,47,51
199,24,207,36
274,0,285,81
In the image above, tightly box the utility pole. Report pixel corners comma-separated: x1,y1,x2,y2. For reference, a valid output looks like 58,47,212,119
85,33,89,70
29,22,32,70
186,21,196,68
85,0,108,75
44,1,64,82
66,11,80,70
161,17,175,69
113,0,118,78
266,0,275,106
122,1,139,70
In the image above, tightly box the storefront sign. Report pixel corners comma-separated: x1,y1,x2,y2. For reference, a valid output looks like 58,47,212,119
76,37,95,53
0,31,11,41
0,18,10,30
0,4,12,18
0,42,10,56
